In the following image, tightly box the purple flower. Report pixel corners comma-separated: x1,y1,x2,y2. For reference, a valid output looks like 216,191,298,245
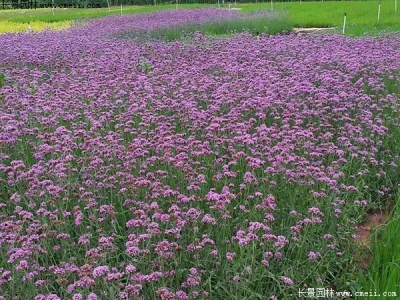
281,276,294,285
176,290,188,300
87,293,98,300
226,252,236,261
93,266,109,278
308,251,320,260
1,9,399,298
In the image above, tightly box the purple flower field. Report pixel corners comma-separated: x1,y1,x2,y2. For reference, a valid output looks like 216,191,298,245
88,8,244,35
0,8,400,299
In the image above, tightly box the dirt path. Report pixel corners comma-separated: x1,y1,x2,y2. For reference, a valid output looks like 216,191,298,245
293,27,336,34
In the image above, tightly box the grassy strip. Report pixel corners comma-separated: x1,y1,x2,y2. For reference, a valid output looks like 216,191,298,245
0,5,212,34
0,4,209,23
241,1,400,26
1,2,400,35
241,1,400,35
357,191,400,299
0,19,71,33
119,14,292,41
353,74,400,298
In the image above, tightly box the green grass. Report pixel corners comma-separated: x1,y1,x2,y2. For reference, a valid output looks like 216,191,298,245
0,19,72,33
0,4,209,23
352,74,400,298
0,73,4,88
2,1,400,36
119,14,293,41
357,191,400,299
241,1,399,27
0,4,212,34
240,1,400,35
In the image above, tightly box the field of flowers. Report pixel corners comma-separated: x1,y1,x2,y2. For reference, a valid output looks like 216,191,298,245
0,8,399,300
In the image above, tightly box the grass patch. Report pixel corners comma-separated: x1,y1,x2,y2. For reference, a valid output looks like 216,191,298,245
0,20,72,34
0,73,4,88
0,5,212,34
356,191,400,299
239,1,400,35
1,2,400,36
0,4,210,23
119,13,292,41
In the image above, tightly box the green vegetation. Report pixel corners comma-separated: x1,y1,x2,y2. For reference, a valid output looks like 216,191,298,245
0,5,210,34
119,14,292,41
242,1,400,35
0,19,72,33
357,191,400,299
1,1,400,35
0,4,207,23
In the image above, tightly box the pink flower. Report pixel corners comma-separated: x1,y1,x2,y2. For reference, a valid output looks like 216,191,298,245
309,207,324,216
243,172,258,184
264,251,273,258
281,276,294,285
46,295,61,300
226,252,236,261
201,214,216,225
176,290,188,300
156,288,175,300
125,264,136,273
93,266,109,278
87,293,98,300
232,275,241,282
308,251,319,260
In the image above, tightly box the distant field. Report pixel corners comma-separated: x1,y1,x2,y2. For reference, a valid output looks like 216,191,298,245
243,1,400,35
0,5,203,33
1,1,400,35
0,4,203,23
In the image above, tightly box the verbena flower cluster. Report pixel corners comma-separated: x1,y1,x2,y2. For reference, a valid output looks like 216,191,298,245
0,8,399,299
91,8,244,36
